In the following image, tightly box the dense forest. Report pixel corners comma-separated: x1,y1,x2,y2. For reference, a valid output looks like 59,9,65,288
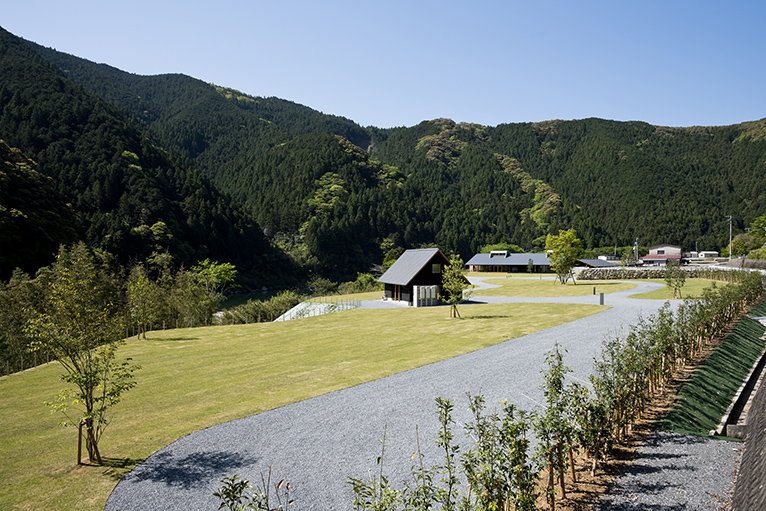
2,25,766,284
0,27,293,284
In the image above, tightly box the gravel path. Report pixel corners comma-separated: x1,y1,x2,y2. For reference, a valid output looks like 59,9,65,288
106,279,673,511
594,431,742,510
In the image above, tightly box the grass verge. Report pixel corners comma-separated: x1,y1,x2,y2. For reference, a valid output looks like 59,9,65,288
0,301,605,511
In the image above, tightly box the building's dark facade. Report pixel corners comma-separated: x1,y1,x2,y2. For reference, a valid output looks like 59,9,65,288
378,248,452,306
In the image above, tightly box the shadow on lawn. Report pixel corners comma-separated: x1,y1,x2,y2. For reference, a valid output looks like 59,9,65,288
146,335,202,342
102,456,146,481
123,450,258,489
464,314,513,320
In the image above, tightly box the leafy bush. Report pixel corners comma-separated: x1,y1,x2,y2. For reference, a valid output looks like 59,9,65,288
348,395,538,511
217,291,303,324
214,470,293,511
337,273,382,295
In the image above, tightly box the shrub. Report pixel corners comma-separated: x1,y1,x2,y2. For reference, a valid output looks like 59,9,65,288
217,291,303,324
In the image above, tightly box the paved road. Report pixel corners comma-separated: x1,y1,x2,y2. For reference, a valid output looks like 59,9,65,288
106,279,666,511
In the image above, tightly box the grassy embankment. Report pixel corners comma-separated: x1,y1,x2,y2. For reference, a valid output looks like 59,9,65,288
657,297,766,436
0,294,605,511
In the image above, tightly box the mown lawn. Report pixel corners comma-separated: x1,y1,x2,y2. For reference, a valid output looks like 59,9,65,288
469,273,730,301
0,301,605,511
470,274,637,297
629,278,732,300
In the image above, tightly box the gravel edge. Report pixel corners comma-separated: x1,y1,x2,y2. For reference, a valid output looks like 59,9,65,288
593,431,742,510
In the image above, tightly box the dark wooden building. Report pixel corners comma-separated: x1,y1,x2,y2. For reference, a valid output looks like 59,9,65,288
378,248,452,306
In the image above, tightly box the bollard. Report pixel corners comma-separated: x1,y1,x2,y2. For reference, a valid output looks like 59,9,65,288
599,292,604,305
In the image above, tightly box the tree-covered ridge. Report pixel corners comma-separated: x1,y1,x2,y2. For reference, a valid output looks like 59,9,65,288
736,118,766,142
21,42,563,270
5,27,766,281
211,86,371,149
0,140,77,277
0,27,290,285
28,41,371,170
495,153,562,231
415,118,487,164
483,118,766,250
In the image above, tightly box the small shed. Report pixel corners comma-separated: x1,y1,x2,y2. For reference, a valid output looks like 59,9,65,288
378,248,453,306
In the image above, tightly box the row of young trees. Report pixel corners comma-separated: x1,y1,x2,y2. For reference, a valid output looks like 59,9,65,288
345,269,763,511
0,243,236,377
0,242,246,464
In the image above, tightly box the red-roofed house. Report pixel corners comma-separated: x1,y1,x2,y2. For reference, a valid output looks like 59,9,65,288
641,244,683,266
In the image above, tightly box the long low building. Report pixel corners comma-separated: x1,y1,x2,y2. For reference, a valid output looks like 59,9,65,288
466,251,617,273
466,251,551,273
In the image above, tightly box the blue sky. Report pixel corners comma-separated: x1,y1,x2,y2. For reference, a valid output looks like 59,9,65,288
4,1,765,128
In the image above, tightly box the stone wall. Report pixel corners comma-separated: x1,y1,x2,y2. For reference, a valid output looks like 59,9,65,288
575,267,700,280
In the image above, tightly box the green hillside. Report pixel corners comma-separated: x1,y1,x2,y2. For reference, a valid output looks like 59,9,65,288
2,27,766,281
0,139,77,275
0,27,292,284
485,118,766,249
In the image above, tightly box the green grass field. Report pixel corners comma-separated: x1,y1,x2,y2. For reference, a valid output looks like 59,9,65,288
470,274,637,297
468,273,728,301
0,301,605,511
628,278,731,300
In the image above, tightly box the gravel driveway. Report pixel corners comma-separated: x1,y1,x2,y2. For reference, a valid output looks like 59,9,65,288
106,279,670,510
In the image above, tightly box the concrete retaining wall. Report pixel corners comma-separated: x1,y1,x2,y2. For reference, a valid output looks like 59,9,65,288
732,378,766,510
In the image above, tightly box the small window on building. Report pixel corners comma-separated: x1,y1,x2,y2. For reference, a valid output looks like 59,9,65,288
432,263,441,273
657,250,665,255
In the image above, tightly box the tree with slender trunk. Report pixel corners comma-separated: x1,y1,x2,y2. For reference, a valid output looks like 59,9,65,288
664,259,686,299
127,263,159,339
441,255,469,319
545,229,583,285
26,243,139,464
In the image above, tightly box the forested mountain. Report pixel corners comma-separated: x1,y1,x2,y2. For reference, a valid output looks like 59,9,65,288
4,27,766,283
483,119,766,250
370,117,766,252
28,41,371,166
0,139,77,275
0,27,292,284
26,42,550,274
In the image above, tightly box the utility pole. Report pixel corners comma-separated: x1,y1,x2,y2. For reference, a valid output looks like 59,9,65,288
726,215,732,261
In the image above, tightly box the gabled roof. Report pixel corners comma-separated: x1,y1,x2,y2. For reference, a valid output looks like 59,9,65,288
578,258,617,268
378,248,448,286
465,252,551,267
648,244,682,250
